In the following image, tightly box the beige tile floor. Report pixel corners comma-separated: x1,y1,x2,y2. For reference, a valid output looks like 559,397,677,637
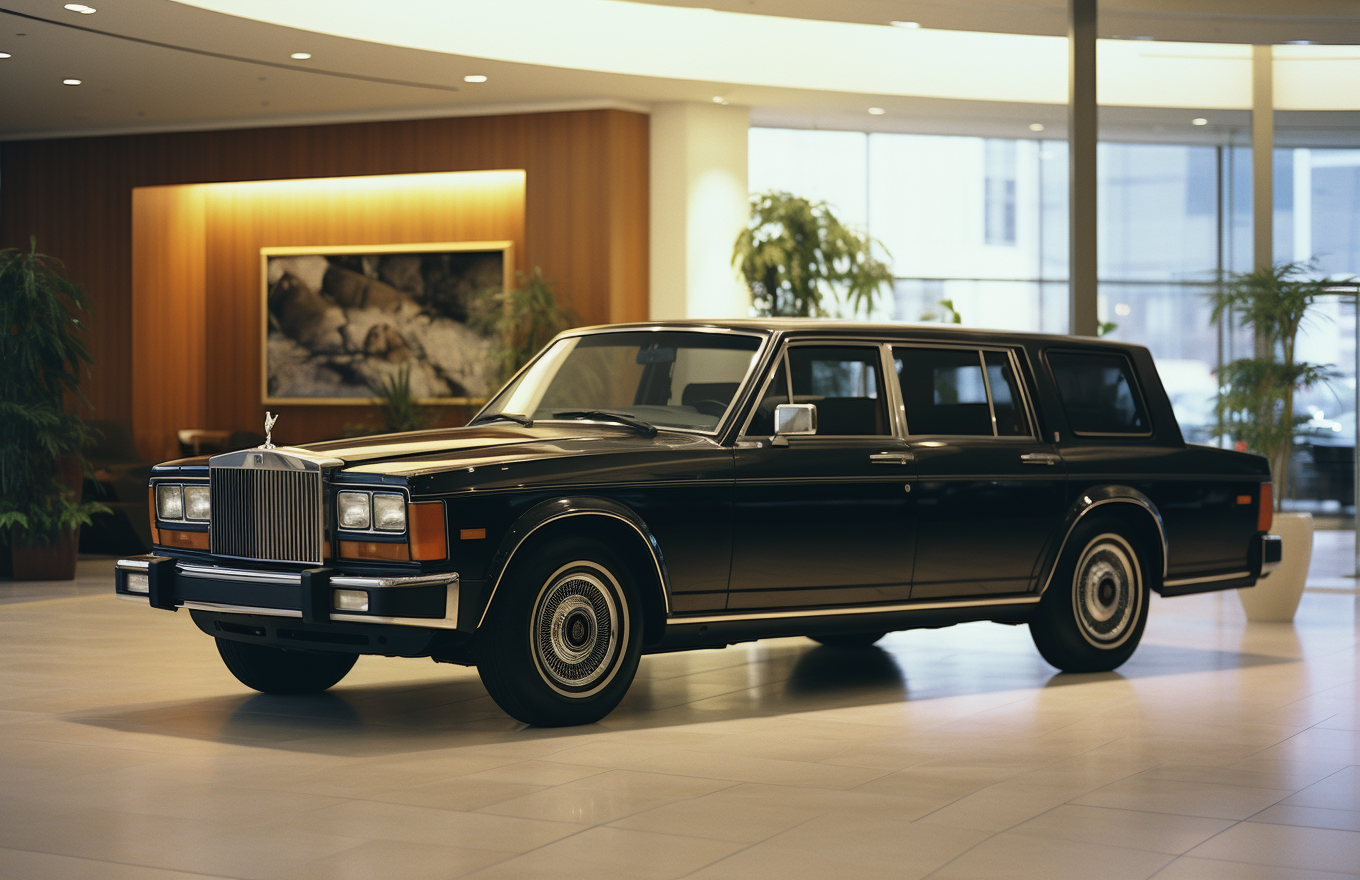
0,536,1357,880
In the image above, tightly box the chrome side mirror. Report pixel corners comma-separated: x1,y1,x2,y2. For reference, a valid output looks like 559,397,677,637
773,403,817,443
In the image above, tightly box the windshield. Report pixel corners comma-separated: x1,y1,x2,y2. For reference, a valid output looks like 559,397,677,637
481,330,765,432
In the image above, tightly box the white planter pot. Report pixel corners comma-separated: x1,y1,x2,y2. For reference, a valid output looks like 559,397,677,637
1236,511,1313,623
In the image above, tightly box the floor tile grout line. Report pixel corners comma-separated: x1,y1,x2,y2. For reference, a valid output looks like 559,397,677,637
0,841,269,880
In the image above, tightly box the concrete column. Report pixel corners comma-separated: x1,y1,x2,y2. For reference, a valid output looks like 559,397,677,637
1252,44,1274,272
649,102,751,320
1068,0,1099,337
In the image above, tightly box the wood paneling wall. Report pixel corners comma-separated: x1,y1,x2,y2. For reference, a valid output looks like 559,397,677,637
0,110,650,458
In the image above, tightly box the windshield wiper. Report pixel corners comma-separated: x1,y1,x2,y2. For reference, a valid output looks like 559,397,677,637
552,410,658,437
470,412,534,427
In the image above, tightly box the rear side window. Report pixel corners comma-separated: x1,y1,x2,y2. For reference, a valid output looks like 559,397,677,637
1047,350,1150,436
895,347,1033,437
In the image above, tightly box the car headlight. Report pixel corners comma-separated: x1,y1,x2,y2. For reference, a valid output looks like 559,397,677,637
184,486,211,521
373,493,407,531
338,492,371,530
156,484,183,520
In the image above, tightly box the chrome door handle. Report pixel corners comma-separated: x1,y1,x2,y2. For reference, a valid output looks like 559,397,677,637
870,452,914,465
1021,453,1061,465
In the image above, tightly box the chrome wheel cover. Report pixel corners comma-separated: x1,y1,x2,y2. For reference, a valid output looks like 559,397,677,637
1072,533,1142,649
531,562,627,697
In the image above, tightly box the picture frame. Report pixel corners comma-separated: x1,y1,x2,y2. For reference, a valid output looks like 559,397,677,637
260,241,513,406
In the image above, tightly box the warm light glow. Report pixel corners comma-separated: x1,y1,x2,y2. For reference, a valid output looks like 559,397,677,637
1029,123,1044,131
0,53,10,59
463,74,487,82
867,107,885,115
1192,117,1208,125
64,4,97,13
712,96,728,105
290,51,311,59
62,78,81,85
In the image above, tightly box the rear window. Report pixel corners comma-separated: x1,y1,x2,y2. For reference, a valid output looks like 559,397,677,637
1047,350,1150,436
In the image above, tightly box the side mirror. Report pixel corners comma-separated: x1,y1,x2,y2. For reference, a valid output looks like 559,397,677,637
773,403,817,443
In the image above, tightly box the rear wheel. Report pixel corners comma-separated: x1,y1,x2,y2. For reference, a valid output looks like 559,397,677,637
1029,518,1149,673
476,537,642,727
215,638,357,695
810,632,886,648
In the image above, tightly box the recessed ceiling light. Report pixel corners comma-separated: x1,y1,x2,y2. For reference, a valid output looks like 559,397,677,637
463,74,487,83
889,20,921,28
1192,117,1208,126
290,52,311,60
0,53,10,59
64,4,96,13
868,107,886,115
712,96,729,105
1283,40,1316,45
63,78,81,85
1029,123,1045,132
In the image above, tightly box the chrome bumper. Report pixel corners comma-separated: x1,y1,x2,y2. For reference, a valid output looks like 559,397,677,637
114,556,460,630
1260,534,1283,576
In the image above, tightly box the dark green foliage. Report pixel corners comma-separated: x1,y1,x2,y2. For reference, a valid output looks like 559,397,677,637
374,363,433,434
470,268,576,387
0,239,108,544
1209,261,1343,509
733,191,894,318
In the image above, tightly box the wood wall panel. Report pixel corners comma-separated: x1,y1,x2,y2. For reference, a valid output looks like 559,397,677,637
0,110,650,458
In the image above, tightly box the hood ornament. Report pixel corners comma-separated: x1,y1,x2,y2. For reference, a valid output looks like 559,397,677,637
263,412,278,449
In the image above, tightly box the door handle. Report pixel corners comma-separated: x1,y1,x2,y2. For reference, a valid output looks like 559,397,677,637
1021,453,1061,466
870,452,914,465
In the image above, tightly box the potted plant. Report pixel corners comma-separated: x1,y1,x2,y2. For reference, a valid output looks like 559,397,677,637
0,239,108,580
1210,260,1336,621
733,191,894,318
471,267,576,387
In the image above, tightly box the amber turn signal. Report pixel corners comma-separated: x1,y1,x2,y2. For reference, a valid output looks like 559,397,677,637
339,540,409,562
409,501,448,561
158,529,209,551
1258,482,1273,532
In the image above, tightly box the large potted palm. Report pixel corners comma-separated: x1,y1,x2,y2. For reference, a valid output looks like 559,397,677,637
1210,261,1335,621
0,239,107,580
733,191,893,317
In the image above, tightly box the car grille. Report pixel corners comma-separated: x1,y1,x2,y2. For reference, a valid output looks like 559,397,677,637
209,465,323,565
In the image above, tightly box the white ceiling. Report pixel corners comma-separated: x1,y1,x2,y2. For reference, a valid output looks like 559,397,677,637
0,0,1357,144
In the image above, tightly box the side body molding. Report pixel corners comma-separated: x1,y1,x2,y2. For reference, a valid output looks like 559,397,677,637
476,496,672,628
1036,485,1169,596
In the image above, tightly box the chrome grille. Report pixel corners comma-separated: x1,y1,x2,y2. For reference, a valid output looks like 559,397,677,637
209,462,323,565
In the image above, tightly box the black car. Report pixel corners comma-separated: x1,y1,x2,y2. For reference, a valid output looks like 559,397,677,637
116,321,1282,726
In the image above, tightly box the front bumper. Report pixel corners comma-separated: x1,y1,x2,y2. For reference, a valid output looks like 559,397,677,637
114,556,460,630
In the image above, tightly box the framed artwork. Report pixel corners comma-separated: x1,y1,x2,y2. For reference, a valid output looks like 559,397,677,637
260,241,512,405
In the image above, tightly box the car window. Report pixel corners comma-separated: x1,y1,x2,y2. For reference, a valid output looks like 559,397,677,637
984,350,1032,437
895,347,993,436
1047,350,1150,435
787,346,889,436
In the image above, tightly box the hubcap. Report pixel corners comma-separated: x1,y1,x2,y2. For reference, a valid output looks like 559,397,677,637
532,564,624,695
1072,534,1141,649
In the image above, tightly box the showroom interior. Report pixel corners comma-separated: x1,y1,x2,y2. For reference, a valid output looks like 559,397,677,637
3,0,1360,877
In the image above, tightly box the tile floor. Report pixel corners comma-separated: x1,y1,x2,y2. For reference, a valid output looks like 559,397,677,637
0,535,1357,879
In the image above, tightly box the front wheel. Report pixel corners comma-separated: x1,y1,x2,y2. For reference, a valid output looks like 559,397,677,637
476,537,642,726
216,638,357,694
1029,519,1150,673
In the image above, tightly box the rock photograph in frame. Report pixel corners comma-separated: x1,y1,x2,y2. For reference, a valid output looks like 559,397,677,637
261,242,511,405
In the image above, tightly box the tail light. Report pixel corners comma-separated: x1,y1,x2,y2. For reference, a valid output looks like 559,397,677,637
1258,482,1273,532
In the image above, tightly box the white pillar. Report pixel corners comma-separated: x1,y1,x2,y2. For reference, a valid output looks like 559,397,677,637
649,101,751,320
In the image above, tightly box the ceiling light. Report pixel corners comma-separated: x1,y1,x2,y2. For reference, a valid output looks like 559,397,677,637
64,4,96,13
0,53,10,59
63,78,81,85
1192,117,1208,125
889,21,920,29
1283,40,1316,45
868,107,886,115
290,52,311,60
712,96,728,105
1029,123,1045,132
463,74,487,83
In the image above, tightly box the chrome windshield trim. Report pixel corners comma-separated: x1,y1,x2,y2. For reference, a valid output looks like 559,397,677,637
673,594,1040,625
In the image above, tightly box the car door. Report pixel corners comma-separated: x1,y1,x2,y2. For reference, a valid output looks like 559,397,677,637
896,345,1066,599
727,341,916,610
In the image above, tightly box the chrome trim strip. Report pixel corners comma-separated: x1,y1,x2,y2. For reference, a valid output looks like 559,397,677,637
115,557,162,572
331,573,457,590
179,564,301,585
477,510,669,628
1163,571,1252,587
181,601,303,618
673,594,1040,625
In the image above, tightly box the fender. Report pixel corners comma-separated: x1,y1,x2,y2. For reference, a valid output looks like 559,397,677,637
1036,485,1169,596
476,496,672,628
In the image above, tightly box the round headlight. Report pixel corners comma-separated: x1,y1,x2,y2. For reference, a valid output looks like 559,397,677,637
184,485,211,521
373,493,407,532
338,492,371,530
155,484,183,520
